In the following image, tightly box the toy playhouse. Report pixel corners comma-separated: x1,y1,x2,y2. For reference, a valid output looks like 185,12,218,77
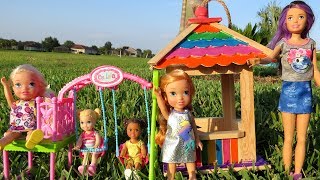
147,6,272,179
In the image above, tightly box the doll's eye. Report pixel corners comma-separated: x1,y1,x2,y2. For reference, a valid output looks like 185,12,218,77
15,83,21,88
169,92,176,96
29,82,36,88
287,16,293,21
184,91,189,96
299,15,305,19
87,121,91,124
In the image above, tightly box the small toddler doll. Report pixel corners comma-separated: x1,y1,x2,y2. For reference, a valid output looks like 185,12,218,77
120,118,147,180
74,108,104,176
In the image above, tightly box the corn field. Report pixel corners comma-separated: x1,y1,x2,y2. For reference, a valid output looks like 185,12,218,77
1,50,320,179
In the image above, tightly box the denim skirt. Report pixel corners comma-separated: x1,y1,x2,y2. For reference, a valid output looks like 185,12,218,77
278,81,312,114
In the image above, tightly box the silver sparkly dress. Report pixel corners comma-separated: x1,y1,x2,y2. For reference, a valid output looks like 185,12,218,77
161,109,196,163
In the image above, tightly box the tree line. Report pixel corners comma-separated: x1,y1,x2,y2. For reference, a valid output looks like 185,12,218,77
0,37,154,58
0,1,283,58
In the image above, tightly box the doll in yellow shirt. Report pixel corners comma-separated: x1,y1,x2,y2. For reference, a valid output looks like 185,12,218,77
120,118,147,180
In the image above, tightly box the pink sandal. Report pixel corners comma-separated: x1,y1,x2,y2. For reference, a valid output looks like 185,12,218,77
88,164,97,176
78,165,84,175
290,172,302,180
293,173,302,180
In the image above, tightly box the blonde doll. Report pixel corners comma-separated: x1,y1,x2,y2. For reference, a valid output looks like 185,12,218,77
247,1,319,179
0,64,48,150
120,118,147,180
154,69,203,180
74,108,104,176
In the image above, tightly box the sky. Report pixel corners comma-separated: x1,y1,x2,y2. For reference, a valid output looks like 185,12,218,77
0,0,319,53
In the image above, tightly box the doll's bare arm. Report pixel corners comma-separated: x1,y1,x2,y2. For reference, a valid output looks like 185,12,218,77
74,136,83,150
190,115,203,151
312,46,320,86
1,77,14,107
153,87,169,120
120,143,128,157
140,142,147,158
93,133,101,148
247,45,281,68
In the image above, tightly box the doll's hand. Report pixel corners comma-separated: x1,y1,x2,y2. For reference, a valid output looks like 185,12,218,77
120,153,128,159
196,139,203,151
73,146,80,150
153,87,162,97
1,77,9,86
93,144,99,148
246,58,261,68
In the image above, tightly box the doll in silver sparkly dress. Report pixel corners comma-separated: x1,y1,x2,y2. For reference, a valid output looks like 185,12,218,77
154,69,203,180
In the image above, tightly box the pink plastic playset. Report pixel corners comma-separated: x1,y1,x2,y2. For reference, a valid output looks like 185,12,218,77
1,65,152,179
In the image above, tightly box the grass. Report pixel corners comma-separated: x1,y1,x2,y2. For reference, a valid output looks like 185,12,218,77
1,50,320,179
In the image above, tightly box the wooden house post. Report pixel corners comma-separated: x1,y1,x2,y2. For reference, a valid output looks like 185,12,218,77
221,74,236,131
238,67,256,161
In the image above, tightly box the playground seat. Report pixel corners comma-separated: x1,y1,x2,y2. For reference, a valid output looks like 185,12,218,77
2,96,76,180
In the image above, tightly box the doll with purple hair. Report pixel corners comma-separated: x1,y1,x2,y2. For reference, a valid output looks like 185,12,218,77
247,1,320,179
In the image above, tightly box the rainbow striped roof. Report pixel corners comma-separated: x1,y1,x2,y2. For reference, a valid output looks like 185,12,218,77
148,19,272,70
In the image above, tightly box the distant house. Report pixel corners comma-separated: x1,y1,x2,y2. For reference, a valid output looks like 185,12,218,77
111,47,138,57
70,44,98,55
11,46,18,50
54,45,70,53
126,47,137,57
24,41,43,51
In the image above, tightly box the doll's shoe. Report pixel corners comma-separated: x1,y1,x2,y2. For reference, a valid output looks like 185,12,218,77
78,165,84,175
124,169,132,180
88,164,97,176
25,130,44,149
289,172,302,180
133,170,141,180
293,173,302,180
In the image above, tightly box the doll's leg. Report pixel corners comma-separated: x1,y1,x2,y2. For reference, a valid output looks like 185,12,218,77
281,112,296,172
0,131,21,150
294,114,310,175
125,159,134,169
82,152,89,165
167,163,176,180
88,153,98,176
91,153,98,165
78,152,88,175
134,162,141,170
186,162,197,180
132,156,142,170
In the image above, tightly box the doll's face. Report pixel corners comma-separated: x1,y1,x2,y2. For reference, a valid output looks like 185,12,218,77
80,116,96,132
286,7,307,34
126,122,141,142
12,71,41,101
165,79,191,112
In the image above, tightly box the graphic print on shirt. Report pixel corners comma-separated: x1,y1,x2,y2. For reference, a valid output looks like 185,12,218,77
178,119,195,154
287,48,312,74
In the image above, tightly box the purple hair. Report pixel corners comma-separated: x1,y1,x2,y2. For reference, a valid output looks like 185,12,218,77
269,1,315,49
